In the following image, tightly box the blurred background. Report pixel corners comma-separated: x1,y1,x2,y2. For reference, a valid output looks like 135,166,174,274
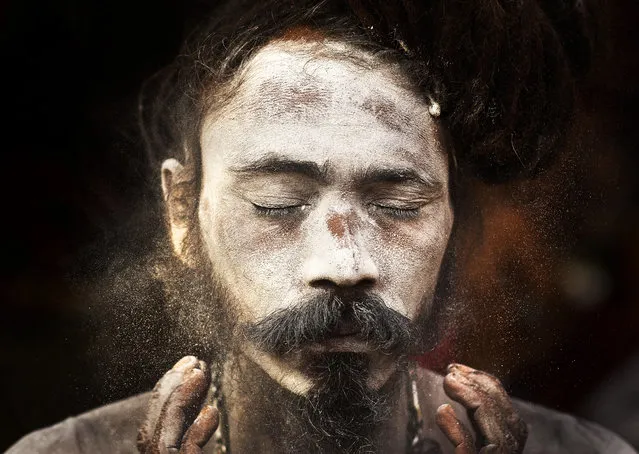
1,0,638,450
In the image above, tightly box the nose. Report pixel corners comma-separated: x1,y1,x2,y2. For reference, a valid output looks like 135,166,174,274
302,211,380,288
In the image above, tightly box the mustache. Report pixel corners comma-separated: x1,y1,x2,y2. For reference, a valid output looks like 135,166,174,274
243,292,418,355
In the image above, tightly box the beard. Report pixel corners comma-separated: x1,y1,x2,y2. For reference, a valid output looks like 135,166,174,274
249,351,402,454
239,290,443,452
156,227,457,453
160,259,447,364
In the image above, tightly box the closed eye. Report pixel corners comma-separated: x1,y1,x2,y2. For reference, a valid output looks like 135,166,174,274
252,202,308,217
369,203,421,219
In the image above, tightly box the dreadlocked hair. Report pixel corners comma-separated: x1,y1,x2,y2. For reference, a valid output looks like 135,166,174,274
139,0,592,207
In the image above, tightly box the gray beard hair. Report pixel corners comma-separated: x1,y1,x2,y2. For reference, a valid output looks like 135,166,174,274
157,261,394,452
155,229,458,452
228,349,407,454
159,255,446,368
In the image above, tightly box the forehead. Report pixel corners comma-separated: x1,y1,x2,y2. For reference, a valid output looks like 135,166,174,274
201,41,444,172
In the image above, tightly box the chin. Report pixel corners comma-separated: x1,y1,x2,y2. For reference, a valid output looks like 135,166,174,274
300,349,402,393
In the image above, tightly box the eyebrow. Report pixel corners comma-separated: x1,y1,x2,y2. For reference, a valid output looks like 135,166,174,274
229,154,442,190
356,167,442,190
229,154,329,182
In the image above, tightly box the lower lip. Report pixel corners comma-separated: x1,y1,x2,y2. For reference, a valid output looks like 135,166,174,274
307,335,371,353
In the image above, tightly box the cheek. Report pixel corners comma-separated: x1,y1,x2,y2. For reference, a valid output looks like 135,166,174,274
202,196,305,318
372,201,453,317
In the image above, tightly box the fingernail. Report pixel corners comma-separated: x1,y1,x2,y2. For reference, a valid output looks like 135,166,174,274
454,363,475,374
186,367,204,380
194,406,210,423
174,356,196,370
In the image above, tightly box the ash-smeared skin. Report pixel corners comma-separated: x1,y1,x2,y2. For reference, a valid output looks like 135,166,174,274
436,364,528,453
137,356,219,454
156,41,529,452
139,357,529,453
196,41,453,394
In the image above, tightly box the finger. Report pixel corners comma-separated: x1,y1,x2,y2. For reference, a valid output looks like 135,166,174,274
155,364,211,450
447,364,514,415
443,371,507,441
180,405,219,454
150,357,200,424
443,370,526,452
436,404,476,454
448,364,528,442
449,364,528,443
138,356,201,452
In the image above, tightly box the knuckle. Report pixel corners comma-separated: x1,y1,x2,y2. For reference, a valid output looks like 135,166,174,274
477,370,503,388
480,381,502,399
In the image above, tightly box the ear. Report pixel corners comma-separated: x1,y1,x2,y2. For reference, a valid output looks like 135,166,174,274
161,158,195,265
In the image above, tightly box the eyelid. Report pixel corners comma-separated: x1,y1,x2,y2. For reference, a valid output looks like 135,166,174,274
370,197,430,209
374,200,421,208
251,202,310,218
369,204,421,219
252,201,304,209
367,196,431,220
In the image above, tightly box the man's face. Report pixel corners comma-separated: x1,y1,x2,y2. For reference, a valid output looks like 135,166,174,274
172,41,453,394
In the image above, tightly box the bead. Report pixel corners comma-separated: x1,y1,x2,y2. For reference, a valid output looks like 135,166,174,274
428,102,441,117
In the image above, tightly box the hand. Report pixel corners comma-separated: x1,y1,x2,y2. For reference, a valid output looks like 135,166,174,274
436,363,528,454
137,356,219,454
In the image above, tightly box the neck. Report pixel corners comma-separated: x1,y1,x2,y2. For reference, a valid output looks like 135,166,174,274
220,353,411,454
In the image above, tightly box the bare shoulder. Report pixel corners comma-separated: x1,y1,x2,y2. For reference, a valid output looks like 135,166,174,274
6,392,150,454
414,368,636,454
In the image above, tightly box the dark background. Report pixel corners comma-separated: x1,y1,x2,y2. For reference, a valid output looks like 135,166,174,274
1,0,639,450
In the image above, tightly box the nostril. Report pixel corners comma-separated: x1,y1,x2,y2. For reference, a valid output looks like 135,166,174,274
302,248,380,288
358,277,377,287
309,279,338,290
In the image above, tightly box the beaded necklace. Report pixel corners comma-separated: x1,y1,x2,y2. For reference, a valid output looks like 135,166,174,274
208,363,435,454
